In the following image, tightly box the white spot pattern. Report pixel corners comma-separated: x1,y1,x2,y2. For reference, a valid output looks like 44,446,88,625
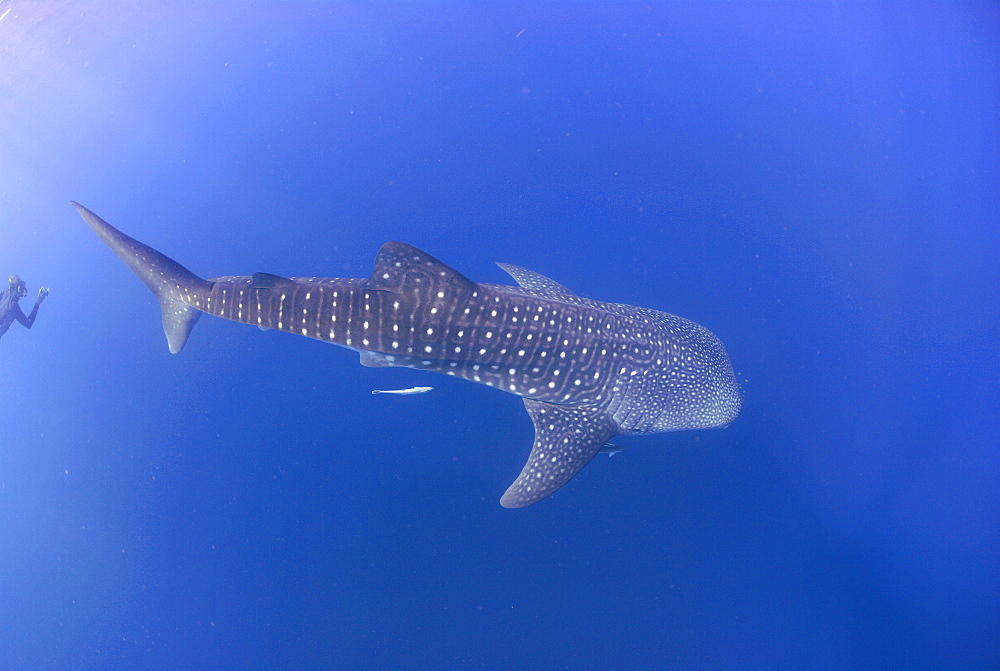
77,211,741,510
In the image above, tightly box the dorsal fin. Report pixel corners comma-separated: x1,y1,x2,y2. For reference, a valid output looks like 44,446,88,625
496,263,578,299
363,241,477,301
251,272,297,291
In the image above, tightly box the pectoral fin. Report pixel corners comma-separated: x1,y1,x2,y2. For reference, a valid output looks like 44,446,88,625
496,262,578,299
500,399,619,508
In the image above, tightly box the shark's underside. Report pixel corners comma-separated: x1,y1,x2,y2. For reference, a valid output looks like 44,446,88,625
73,202,741,507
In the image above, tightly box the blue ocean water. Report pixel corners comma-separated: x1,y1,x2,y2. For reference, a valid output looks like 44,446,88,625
1,2,997,668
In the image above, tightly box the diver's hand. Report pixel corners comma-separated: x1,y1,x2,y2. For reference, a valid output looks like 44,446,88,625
37,287,49,302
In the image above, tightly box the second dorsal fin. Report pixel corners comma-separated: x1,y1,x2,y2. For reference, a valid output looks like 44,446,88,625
251,272,297,290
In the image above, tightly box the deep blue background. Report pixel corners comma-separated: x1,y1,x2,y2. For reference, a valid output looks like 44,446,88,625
1,2,997,668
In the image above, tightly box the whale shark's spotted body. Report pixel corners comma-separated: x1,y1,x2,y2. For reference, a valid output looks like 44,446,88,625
74,202,741,507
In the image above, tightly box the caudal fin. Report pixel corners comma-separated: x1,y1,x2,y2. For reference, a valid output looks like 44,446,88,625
73,202,209,354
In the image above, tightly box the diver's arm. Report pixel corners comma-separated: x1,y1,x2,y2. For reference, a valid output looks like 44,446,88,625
16,288,48,329
14,303,36,328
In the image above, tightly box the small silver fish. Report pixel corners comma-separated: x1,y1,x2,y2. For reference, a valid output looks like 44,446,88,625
598,442,625,457
371,386,434,396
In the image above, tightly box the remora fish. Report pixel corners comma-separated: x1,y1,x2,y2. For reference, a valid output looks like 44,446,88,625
73,202,741,507
372,386,434,395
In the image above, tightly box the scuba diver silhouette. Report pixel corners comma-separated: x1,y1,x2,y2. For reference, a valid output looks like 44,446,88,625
0,275,49,341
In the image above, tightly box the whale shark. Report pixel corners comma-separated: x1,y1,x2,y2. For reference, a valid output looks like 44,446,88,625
73,202,741,507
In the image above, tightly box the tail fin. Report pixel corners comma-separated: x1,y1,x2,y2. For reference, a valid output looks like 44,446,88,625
73,202,209,354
